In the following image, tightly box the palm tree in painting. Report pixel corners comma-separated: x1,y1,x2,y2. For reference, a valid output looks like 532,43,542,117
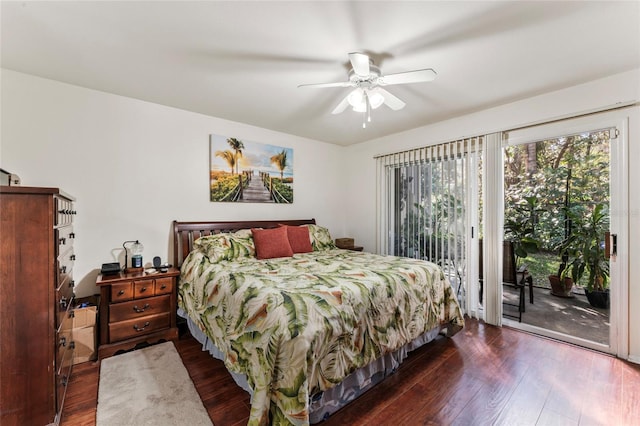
227,137,245,175
215,150,236,174
270,150,288,179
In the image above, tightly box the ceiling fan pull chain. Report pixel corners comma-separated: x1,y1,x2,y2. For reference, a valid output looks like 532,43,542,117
362,91,370,128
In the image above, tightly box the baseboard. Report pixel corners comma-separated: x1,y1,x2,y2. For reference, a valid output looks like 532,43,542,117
627,354,640,365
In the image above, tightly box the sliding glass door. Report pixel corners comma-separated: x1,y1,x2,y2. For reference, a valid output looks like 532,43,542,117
376,138,482,317
500,110,629,355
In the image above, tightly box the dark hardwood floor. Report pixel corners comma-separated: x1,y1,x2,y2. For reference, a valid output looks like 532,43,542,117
62,318,640,425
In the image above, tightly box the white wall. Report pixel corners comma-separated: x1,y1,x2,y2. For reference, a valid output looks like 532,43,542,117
342,68,640,361
0,70,346,297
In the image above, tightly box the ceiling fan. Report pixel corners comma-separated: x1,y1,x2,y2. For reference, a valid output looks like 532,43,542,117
298,52,437,127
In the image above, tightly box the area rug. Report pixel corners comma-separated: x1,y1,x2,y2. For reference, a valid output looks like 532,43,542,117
97,341,213,426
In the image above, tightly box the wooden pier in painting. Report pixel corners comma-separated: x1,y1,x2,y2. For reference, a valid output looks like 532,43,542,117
238,174,273,203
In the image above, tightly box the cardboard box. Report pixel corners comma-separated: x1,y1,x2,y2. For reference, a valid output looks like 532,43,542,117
72,305,97,328
335,238,355,249
72,305,97,364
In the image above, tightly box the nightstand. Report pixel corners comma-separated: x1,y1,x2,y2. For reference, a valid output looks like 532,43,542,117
335,237,363,251
95,267,180,359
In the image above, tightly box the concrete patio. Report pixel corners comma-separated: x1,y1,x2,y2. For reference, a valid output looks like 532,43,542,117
503,285,609,345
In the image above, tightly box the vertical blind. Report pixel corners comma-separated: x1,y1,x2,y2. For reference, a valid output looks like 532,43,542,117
375,137,483,312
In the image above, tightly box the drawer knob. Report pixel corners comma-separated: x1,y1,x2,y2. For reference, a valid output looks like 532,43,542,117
59,336,67,347
139,287,147,293
160,284,167,290
133,321,151,332
60,265,67,273
133,303,150,313
69,232,76,239
69,280,75,288
59,297,67,309
117,290,125,296
59,237,66,245
70,254,76,261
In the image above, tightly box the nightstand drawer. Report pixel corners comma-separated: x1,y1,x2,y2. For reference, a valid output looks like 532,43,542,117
111,282,134,302
154,277,173,295
109,294,171,323
109,312,171,341
134,280,154,298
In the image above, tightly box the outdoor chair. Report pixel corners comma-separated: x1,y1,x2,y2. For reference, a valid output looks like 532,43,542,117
479,240,534,322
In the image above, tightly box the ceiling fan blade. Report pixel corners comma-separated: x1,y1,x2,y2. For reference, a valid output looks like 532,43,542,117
375,88,406,111
378,68,437,86
331,94,351,114
349,52,370,77
298,81,353,89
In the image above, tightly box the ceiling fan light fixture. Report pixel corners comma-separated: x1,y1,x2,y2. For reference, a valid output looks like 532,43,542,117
347,88,364,109
349,88,384,112
368,91,385,109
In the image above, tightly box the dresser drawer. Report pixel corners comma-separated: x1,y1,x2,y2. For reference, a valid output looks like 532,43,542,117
57,306,74,338
56,290,75,333
55,196,75,226
56,226,75,257
56,346,74,416
56,274,75,305
109,294,171,323
57,250,75,289
108,312,171,341
56,328,73,376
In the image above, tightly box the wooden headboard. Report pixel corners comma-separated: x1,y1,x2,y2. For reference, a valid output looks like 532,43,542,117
172,219,316,267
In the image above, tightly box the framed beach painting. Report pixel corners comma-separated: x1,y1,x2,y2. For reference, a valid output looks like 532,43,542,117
209,134,294,203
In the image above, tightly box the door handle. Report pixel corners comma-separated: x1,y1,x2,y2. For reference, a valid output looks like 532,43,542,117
605,232,617,260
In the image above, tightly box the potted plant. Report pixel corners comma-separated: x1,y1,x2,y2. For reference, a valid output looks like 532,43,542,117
550,226,575,298
548,259,575,298
549,232,574,298
504,196,542,268
560,203,610,308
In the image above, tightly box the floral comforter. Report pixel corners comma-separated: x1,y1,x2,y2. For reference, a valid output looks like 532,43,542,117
178,248,464,426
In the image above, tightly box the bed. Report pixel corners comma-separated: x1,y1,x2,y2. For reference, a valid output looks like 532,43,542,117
173,219,464,426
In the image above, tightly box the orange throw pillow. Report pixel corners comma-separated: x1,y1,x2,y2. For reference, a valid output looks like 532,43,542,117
283,225,313,254
251,227,294,259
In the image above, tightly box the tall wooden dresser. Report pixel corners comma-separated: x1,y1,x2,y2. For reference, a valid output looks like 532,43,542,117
0,186,77,426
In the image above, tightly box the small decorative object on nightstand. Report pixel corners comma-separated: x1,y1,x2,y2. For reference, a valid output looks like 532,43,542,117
122,239,144,273
335,237,363,251
95,267,179,359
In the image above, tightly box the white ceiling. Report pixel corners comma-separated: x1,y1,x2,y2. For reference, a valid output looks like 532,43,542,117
2,1,639,146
